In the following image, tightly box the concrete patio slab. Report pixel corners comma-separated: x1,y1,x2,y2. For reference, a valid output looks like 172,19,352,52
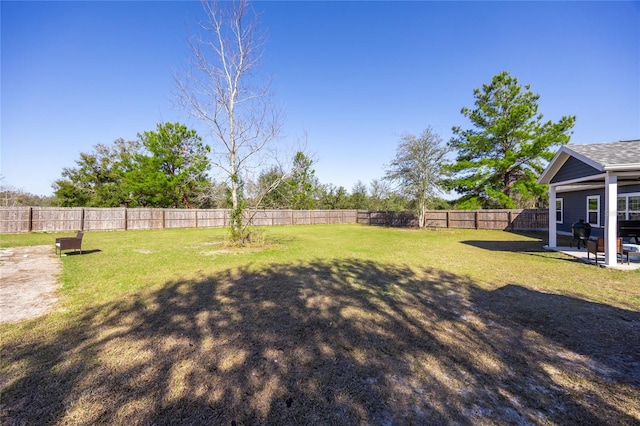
544,245,640,271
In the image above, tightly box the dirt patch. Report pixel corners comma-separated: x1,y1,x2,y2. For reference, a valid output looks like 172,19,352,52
0,245,62,324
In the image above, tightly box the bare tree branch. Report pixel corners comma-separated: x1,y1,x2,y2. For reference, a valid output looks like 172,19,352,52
174,0,282,242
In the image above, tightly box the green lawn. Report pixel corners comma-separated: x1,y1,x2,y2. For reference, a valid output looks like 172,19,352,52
1,225,639,424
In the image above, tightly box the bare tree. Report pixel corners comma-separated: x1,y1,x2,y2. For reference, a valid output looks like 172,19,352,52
174,0,282,242
385,127,449,228
1,177,57,207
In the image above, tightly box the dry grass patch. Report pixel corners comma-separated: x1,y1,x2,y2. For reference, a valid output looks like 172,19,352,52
1,226,639,424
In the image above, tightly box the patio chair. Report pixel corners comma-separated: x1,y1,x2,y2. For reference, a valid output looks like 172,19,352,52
586,237,623,265
55,232,84,256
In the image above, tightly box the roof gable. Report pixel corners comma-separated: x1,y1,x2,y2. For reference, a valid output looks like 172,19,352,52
549,156,601,184
538,140,640,185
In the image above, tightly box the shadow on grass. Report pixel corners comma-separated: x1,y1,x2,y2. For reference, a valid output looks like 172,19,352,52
2,259,638,424
460,240,586,264
461,239,547,253
478,285,640,377
61,249,102,257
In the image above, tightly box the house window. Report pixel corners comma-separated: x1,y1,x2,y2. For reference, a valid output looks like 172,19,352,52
631,196,640,220
618,197,627,221
587,195,600,226
555,198,563,224
618,193,640,220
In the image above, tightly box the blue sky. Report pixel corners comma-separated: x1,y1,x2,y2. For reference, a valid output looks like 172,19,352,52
2,1,639,196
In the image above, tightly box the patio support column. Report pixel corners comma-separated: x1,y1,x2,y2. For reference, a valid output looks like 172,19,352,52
548,185,557,247
604,173,618,266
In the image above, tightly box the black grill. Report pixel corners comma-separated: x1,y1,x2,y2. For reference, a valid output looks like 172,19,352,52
571,220,591,249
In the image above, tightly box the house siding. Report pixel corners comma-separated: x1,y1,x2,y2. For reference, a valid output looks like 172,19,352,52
550,156,601,183
558,184,640,238
558,189,602,237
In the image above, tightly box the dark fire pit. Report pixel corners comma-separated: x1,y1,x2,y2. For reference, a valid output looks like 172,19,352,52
571,219,591,249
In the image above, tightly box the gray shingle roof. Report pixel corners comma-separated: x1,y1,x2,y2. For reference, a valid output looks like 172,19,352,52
538,139,640,184
566,139,640,168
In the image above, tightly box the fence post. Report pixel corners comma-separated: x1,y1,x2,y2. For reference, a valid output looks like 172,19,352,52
81,208,85,231
475,211,479,229
28,207,33,232
162,209,166,229
508,210,513,230
446,211,450,229
124,208,128,231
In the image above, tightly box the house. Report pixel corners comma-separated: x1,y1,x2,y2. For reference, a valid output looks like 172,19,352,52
538,139,640,266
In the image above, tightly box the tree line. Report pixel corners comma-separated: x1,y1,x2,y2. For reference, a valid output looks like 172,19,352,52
36,128,447,212
6,69,575,220
4,1,575,243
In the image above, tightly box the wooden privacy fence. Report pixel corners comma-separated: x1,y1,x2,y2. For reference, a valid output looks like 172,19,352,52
358,209,548,231
0,207,359,233
0,207,548,234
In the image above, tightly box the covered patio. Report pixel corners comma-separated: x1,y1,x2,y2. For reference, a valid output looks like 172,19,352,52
546,245,640,271
538,140,640,268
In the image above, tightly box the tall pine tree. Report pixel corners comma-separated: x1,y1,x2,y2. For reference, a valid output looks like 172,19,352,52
447,71,575,208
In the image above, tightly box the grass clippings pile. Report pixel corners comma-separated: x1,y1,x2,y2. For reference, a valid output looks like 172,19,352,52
0,226,638,425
